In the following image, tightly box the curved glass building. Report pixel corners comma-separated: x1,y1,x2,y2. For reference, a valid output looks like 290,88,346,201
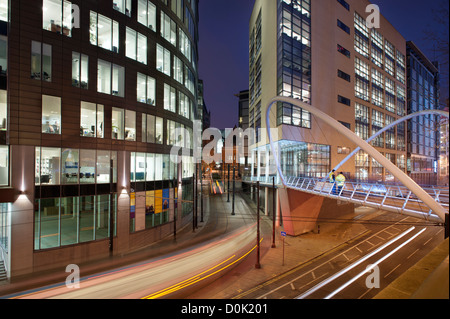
0,0,199,278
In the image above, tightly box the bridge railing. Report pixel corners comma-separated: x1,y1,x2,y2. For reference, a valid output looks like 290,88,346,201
284,176,449,219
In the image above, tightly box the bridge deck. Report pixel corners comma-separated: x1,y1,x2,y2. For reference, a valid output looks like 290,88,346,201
244,176,449,224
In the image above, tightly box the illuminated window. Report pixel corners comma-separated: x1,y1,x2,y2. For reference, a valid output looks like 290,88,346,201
126,27,147,64
90,11,119,53
137,73,156,105
0,90,6,131
138,0,156,31
156,44,171,76
164,84,176,113
42,95,61,134
113,0,132,17
0,145,8,186
0,0,7,22
72,52,89,89
160,11,176,46
31,41,52,82
80,102,104,138
43,0,73,37
97,59,125,97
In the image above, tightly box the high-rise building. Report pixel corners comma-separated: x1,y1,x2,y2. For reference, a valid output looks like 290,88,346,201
248,0,408,184
0,0,199,279
406,41,440,185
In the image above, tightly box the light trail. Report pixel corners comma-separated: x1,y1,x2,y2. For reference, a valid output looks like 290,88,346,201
324,228,427,299
296,226,417,299
143,238,263,299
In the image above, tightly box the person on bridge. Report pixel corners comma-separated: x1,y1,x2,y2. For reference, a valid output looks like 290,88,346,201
335,172,346,195
329,170,337,194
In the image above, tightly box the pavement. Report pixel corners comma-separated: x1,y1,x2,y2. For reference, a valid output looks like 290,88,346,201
0,183,448,299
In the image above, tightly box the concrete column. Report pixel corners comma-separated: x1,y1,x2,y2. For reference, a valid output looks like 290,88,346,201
116,150,130,255
9,145,35,278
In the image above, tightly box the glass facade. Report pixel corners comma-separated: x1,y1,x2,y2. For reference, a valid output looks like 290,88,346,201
251,140,330,181
276,0,312,128
34,195,117,250
0,203,10,253
406,42,440,185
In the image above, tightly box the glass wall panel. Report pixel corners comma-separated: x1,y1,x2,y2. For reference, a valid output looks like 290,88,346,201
155,154,163,180
39,198,60,249
135,153,146,181
96,194,110,240
0,145,8,186
61,149,79,184
60,197,79,246
79,196,95,243
80,149,96,183
39,147,61,185
97,150,112,183
146,153,155,181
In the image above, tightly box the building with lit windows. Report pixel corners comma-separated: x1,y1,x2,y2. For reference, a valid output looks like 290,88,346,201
406,41,441,186
248,0,409,186
0,0,199,279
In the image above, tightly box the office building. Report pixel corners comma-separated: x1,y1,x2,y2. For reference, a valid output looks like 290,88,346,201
0,0,199,279
248,0,408,184
406,41,440,185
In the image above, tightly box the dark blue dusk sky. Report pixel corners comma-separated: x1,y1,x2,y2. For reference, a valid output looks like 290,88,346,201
198,0,449,129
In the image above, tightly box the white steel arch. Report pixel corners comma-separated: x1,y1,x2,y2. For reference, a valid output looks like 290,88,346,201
331,110,450,177
265,96,448,223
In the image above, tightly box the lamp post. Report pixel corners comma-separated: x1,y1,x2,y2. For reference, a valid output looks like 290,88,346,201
272,176,276,248
232,165,235,215
255,181,261,269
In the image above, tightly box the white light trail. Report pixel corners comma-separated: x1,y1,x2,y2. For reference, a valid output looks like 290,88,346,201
296,226,418,299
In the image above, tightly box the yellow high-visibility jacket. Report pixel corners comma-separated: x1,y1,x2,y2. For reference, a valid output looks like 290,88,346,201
335,174,346,186
329,172,335,183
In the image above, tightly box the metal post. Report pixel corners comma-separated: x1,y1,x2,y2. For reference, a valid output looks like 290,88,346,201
272,177,276,248
192,173,195,232
200,163,204,223
256,181,261,269
109,159,114,256
232,165,235,215
227,164,230,202
195,164,198,229
445,213,449,239
173,178,177,241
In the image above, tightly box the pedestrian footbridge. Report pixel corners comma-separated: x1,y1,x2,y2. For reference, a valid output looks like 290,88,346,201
252,96,450,235
283,176,448,223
